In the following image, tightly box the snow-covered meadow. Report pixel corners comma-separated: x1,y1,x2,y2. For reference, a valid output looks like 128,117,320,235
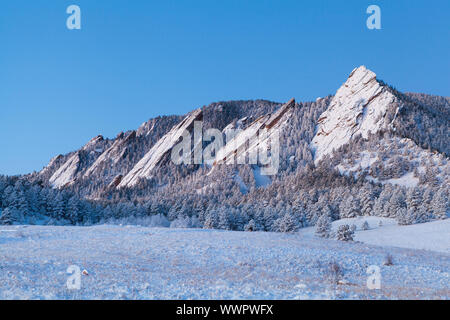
0,218,448,300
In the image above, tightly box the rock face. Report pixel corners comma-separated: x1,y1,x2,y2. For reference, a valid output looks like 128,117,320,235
36,65,448,198
83,131,137,181
311,66,397,162
48,153,81,188
118,109,203,188
38,154,64,180
214,98,295,167
48,135,108,188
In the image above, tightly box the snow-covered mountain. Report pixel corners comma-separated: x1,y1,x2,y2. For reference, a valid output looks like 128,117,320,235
9,65,445,230
311,66,398,162
31,65,448,194
32,66,445,192
309,66,448,191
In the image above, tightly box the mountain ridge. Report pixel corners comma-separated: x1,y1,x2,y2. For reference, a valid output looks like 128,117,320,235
4,65,442,231
32,65,449,197
2,65,447,230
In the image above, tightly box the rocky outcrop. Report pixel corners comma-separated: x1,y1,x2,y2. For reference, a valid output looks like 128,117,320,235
108,175,123,188
118,109,203,188
311,66,397,162
49,152,81,188
214,98,295,166
83,131,137,181
48,135,109,188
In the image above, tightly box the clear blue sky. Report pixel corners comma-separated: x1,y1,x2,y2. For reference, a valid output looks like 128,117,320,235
1,0,449,175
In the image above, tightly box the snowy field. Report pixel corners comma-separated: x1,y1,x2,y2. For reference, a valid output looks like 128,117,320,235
0,220,449,300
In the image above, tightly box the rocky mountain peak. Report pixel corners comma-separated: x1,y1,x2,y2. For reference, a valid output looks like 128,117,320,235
311,66,397,162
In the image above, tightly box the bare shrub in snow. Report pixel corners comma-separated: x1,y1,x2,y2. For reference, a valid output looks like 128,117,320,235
384,253,394,266
326,261,344,284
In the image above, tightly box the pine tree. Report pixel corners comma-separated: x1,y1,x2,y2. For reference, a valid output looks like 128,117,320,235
315,213,331,238
203,210,217,229
340,196,361,218
431,188,448,219
373,184,393,217
9,190,29,216
0,208,17,225
387,189,406,218
67,196,81,224
406,187,430,223
276,211,299,233
51,193,67,220
263,207,278,231
422,188,434,214
397,207,413,225
362,220,370,230
406,187,422,214
218,208,231,230
360,185,374,216
245,219,262,232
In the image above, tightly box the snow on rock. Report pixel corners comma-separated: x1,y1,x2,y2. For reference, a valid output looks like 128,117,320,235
78,135,105,151
118,109,203,188
48,135,107,188
49,153,81,188
83,131,137,181
38,154,64,178
222,116,252,136
214,98,295,168
311,66,397,163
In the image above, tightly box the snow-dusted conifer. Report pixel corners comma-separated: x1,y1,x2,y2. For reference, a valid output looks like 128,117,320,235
276,210,299,233
362,220,370,230
315,213,332,238
336,224,354,241
431,188,448,220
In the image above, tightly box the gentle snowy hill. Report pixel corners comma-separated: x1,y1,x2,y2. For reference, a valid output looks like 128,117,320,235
301,217,450,253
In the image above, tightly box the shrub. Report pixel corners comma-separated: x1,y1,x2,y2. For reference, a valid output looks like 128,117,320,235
336,224,354,241
384,253,394,266
326,261,344,284
362,221,370,230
